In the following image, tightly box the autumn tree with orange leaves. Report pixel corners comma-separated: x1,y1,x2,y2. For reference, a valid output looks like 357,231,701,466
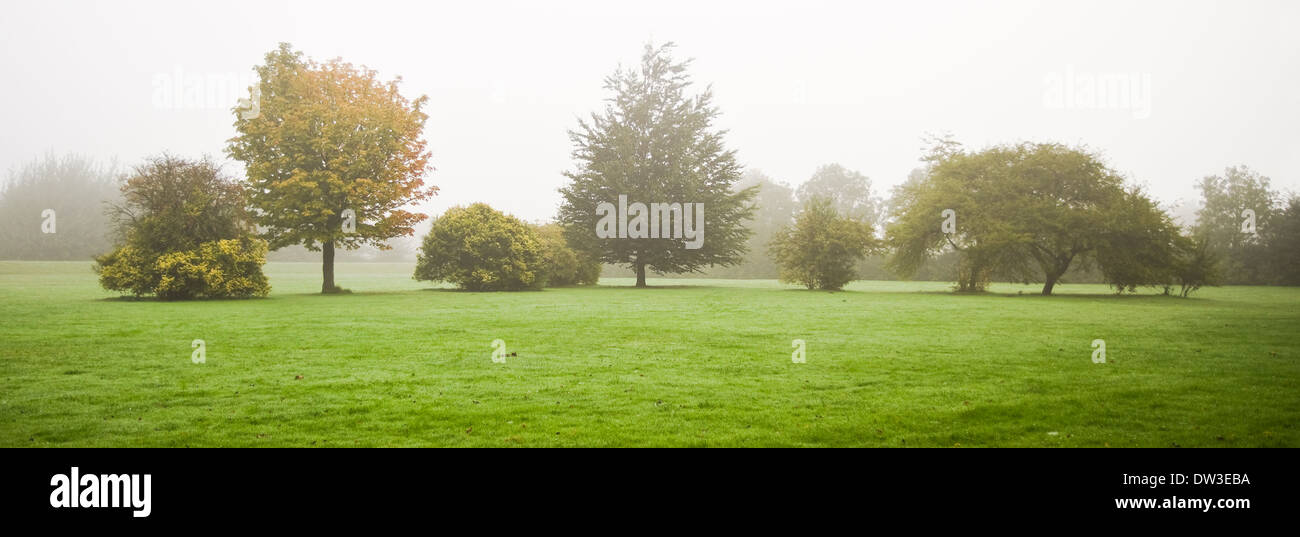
227,43,436,293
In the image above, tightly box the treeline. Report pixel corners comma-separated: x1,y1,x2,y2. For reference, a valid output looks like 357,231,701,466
617,156,1297,291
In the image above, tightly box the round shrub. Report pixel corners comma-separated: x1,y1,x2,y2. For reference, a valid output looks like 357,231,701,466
414,203,543,291
768,197,878,290
534,223,600,287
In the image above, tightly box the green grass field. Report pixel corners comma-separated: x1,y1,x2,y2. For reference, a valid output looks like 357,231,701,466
1,261,1296,447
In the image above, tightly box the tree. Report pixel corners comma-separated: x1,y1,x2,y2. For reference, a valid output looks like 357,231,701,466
703,170,797,278
0,154,119,260
1193,166,1277,284
1093,187,1185,293
888,141,1162,295
1172,236,1220,297
534,223,600,287
414,204,543,291
769,197,878,290
796,164,883,229
227,43,436,293
93,155,269,299
1261,195,1300,285
886,144,1037,292
1011,144,1129,295
558,42,756,287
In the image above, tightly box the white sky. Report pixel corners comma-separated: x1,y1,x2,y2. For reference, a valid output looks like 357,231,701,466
2,0,1297,224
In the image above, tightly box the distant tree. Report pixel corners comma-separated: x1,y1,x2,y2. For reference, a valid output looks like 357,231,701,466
769,197,878,290
1193,166,1278,284
796,164,883,229
227,43,436,293
701,170,797,278
414,204,543,291
1261,194,1300,286
558,42,756,287
534,223,600,286
93,155,268,299
0,154,119,260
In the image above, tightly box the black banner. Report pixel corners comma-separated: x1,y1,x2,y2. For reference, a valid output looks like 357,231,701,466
1,448,1291,527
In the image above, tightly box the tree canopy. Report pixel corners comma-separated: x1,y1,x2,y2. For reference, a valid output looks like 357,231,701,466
227,43,436,293
558,42,756,287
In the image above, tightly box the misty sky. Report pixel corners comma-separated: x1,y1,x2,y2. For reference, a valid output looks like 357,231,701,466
2,0,1297,225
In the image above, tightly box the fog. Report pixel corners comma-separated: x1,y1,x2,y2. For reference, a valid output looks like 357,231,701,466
2,0,1297,224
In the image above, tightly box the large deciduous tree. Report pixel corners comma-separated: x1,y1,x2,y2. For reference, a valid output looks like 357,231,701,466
227,43,436,293
558,43,756,287
888,141,1176,295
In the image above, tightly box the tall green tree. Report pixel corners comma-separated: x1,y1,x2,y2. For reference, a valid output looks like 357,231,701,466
558,43,756,287
227,43,436,293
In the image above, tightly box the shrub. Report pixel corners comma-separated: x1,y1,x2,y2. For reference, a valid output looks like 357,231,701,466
97,238,270,300
414,204,543,291
93,155,268,299
155,238,271,300
534,223,599,287
769,197,878,290
94,245,160,297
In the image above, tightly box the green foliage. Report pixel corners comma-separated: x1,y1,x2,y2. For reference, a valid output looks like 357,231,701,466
1094,187,1186,293
227,43,436,293
0,154,120,260
153,238,271,300
1172,236,1220,297
769,197,878,290
106,154,250,253
534,223,599,287
92,155,267,299
887,141,1171,295
886,142,1039,292
93,245,158,296
1193,166,1276,284
558,42,756,286
1261,195,1300,286
414,204,543,291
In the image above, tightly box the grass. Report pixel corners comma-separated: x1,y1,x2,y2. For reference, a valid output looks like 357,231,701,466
1,260,1296,447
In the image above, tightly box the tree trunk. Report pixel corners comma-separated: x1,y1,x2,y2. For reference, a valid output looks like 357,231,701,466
322,240,336,293
634,261,647,288
1041,273,1059,295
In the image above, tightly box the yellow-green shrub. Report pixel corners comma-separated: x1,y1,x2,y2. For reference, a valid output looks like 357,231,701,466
96,238,270,299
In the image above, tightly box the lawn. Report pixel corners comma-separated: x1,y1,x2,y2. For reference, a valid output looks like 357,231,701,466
0,261,1296,447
